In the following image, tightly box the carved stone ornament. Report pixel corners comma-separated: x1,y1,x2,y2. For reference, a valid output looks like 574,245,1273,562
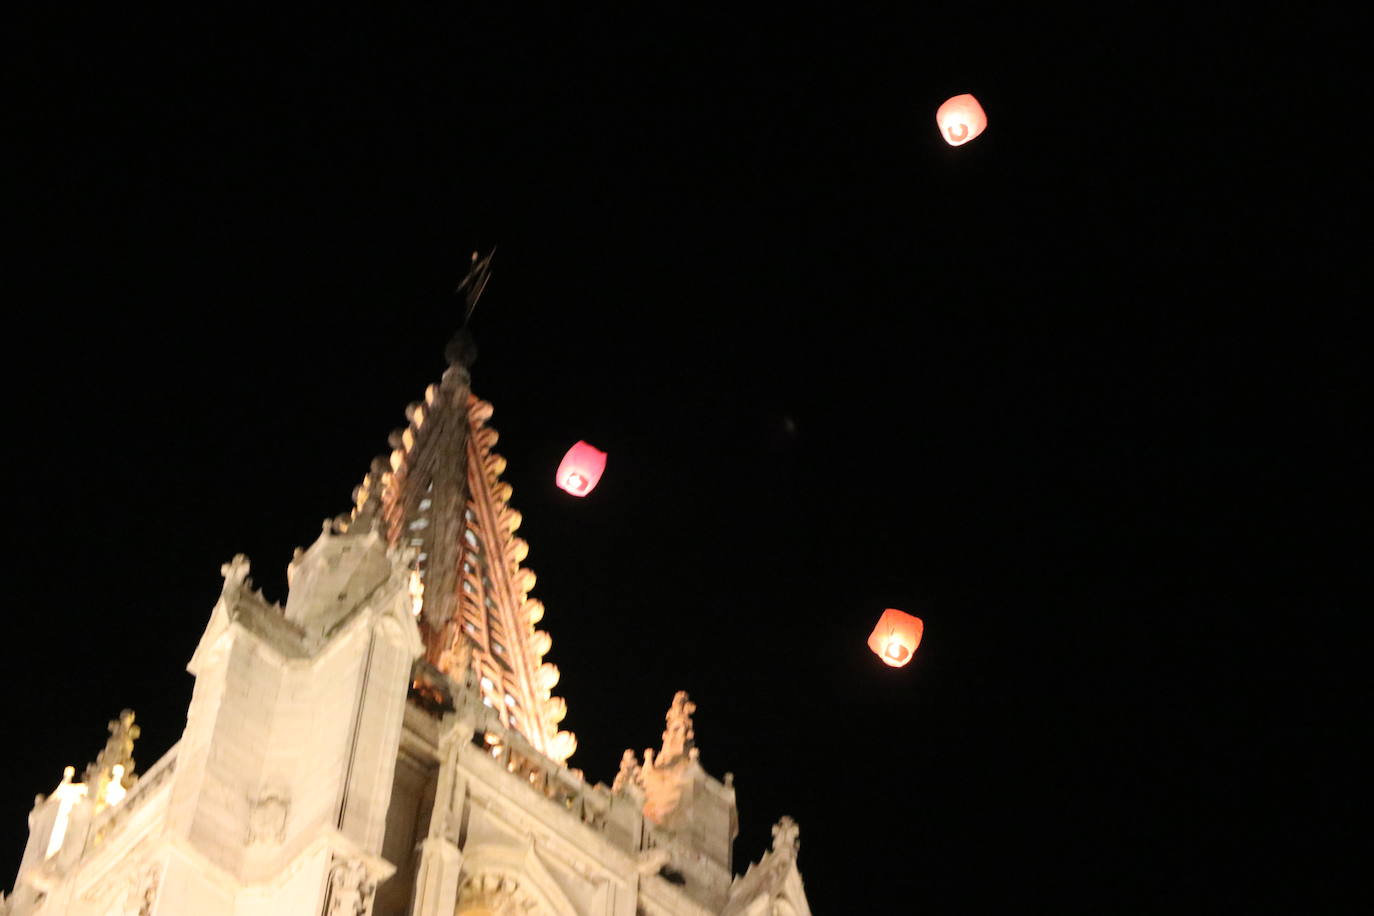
611,749,640,794
247,795,288,846
84,709,140,811
137,863,160,916
324,857,375,916
221,554,252,589
770,816,800,859
640,691,700,823
455,872,539,915
659,691,696,765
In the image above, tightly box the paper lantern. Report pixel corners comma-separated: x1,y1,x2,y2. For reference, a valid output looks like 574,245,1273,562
936,93,987,147
867,608,924,668
556,441,607,497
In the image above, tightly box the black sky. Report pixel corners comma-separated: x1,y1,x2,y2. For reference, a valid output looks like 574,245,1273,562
6,5,1360,912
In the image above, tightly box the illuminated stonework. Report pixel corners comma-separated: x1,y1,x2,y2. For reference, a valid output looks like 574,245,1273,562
346,348,572,764
3,325,811,916
454,873,536,915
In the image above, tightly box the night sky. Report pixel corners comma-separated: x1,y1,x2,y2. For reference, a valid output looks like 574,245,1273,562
8,6,1359,912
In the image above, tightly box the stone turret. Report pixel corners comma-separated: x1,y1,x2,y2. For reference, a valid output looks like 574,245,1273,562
608,692,741,909
151,535,423,914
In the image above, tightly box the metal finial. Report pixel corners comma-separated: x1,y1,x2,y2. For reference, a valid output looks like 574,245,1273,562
455,247,496,326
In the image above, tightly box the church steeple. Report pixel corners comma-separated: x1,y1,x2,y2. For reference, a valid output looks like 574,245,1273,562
349,348,476,661
343,265,573,763
4,255,814,916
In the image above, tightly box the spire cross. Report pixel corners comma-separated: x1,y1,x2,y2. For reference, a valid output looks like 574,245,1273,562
445,249,494,369
455,248,496,326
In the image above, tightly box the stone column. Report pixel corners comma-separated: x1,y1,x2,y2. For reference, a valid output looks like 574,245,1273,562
409,723,468,916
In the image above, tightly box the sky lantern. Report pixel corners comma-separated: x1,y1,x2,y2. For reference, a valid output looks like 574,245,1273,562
936,93,987,147
867,609,924,668
556,441,607,497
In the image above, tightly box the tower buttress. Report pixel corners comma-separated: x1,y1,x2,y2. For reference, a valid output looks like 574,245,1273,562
156,531,422,914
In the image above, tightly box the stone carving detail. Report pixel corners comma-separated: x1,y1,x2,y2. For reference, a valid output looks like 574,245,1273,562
536,661,558,693
455,872,538,915
84,709,140,809
729,816,806,910
136,863,160,916
247,795,288,846
323,857,375,916
611,750,640,794
221,554,252,590
640,691,699,824
770,816,800,859
434,635,473,685
659,691,696,764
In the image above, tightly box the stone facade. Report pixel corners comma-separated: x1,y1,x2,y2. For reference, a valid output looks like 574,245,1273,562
3,333,811,916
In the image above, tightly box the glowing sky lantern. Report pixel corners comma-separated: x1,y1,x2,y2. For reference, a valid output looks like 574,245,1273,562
867,608,924,668
556,441,607,497
936,93,987,147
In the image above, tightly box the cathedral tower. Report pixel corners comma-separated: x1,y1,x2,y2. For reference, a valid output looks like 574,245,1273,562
4,297,811,915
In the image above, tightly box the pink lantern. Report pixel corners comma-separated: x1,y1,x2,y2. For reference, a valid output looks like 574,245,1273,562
556,441,607,497
936,93,988,147
867,609,924,668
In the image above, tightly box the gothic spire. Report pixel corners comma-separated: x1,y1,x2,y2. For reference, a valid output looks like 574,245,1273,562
341,259,573,762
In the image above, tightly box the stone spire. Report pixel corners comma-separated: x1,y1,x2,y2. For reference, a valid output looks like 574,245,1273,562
339,269,573,762
349,347,476,658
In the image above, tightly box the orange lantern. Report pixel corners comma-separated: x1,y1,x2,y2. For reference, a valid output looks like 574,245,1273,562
556,441,607,497
936,93,987,147
867,609,923,667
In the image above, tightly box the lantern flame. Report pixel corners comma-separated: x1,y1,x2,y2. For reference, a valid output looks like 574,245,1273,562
936,93,987,147
556,441,607,497
867,609,924,668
